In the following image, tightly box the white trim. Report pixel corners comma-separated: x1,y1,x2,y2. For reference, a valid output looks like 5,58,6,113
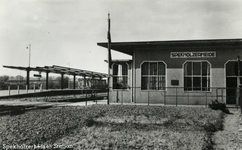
140,60,167,91
224,59,237,68
182,60,212,92
224,60,240,104
224,60,242,77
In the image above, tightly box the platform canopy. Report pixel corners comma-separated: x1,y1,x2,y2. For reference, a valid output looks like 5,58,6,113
3,65,108,78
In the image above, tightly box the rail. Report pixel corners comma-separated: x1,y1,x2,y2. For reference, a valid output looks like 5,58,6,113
109,87,242,107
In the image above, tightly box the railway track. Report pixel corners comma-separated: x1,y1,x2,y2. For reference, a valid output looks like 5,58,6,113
0,90,108,116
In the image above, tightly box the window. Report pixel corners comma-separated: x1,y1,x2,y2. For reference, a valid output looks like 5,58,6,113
141,62,166,90
184,61,210,91
112,62,128,89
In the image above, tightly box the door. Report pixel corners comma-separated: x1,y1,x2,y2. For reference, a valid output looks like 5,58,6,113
226,60,242,104
226,77,237,104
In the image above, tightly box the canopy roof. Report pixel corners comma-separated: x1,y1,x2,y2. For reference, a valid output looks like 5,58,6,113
3,65,108,78
97,38,242,56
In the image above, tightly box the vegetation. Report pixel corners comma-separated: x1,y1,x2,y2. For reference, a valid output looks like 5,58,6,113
0,105,224,149
0,75,9,90
0,75,69,90
209,100,230,114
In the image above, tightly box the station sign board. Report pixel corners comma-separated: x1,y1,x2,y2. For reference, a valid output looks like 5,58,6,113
170,51,216,58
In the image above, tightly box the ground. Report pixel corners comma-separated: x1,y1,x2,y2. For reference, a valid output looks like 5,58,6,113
1,99,242,149
214,108,242,149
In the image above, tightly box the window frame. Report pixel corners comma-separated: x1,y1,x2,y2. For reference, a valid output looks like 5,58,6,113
141,61,167,91
225,60,242,77
112,62,129,90
183,60,211,92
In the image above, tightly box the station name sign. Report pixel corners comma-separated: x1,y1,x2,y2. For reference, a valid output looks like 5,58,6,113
170,51,216,58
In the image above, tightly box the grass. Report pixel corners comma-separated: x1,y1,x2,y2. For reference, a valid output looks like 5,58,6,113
0,105,224,150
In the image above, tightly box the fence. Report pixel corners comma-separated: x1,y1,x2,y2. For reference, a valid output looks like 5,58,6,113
0,83,108,104
1,85,241,108
0,82,107,97
109,87,241,107
0,84,44,96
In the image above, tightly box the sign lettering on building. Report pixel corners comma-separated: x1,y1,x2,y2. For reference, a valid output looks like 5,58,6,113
170,51,216,58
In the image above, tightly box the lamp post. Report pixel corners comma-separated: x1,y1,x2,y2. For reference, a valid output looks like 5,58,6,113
27,44,31,67
26,44,31,90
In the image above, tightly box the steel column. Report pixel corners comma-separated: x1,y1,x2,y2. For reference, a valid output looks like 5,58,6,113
26,68,30,90
61,73,64,89
46,72,49,90
73,75,76,89
84,76,86,89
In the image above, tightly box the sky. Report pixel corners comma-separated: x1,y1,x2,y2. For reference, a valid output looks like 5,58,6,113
0,0,242,77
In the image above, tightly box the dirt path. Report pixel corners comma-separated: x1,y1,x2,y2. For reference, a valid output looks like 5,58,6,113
213,108,242,149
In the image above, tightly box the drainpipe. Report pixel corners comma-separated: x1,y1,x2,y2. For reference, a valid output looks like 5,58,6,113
237,56,241,113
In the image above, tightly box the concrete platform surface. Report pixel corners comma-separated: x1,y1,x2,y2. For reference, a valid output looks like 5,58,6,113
0,99,108,107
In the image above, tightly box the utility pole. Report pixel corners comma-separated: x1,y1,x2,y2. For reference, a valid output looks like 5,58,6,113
107,13,112,105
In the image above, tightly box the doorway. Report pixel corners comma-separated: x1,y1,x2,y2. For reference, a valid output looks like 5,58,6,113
226,61,242,104
226,77,239,104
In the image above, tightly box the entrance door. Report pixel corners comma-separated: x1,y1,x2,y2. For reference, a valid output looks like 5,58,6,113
226,77,237,104
226,61,242,104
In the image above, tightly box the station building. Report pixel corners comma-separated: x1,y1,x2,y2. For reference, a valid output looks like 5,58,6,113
98,39,242,105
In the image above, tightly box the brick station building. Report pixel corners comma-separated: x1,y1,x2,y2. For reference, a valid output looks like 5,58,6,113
98,39,242,105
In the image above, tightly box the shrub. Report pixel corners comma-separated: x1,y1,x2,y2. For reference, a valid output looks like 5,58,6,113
84,117,96,127
209,100,230,114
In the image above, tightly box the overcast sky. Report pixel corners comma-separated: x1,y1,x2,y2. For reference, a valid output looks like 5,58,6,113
1,0,242,77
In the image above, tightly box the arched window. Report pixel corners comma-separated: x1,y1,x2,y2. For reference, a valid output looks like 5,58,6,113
184,61,210,91
141,61,166,90
112,62,128,89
